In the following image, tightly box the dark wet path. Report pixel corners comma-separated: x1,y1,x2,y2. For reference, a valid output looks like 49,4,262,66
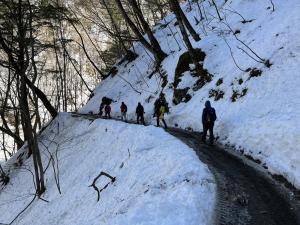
167,128,300,225
71,113,300,225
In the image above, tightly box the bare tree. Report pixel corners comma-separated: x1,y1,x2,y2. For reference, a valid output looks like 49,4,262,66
169,0,207,80
177,1,201,41
128,0,168,60
114,0,167,64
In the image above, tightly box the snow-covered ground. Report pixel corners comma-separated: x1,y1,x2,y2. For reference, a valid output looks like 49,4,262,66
80,0,300,188
0,113,215,225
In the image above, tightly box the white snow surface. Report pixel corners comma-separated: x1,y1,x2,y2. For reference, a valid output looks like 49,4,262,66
0,113,215,225
80,0,300,188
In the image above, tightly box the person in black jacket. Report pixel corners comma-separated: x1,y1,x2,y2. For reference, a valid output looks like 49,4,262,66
99,96,113,116
104,104,111,119
202,101,217,145
120,102,127,121
136,102,145,125
99,102,105,116
153,93,168,127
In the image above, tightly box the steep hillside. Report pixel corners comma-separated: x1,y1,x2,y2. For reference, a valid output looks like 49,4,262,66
0,113,215,224
81,0,300,188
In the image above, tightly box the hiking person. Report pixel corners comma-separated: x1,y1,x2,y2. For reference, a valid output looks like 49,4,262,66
202,100,217,145
154,93,168,127
158,105,168,129
99,96,113,116
120,102,127,121
104,104,111,119
136,102,145,125
99,102,105,116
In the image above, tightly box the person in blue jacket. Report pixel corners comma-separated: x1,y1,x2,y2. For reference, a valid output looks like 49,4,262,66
202,101,217,145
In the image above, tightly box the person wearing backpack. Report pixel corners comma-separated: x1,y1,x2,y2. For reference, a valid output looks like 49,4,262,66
120,102,127,122
99,96,113,116
99,102,105,116
153,93,169,127
158,105,168,129
202,101,217,145
104,104,111,119
136,102,145,125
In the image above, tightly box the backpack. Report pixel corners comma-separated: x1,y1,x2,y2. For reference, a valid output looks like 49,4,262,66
206,108,216,123
105,105,111,113
136,105,144,114
156,98,169,113
121,104,127,112
159,106,166,118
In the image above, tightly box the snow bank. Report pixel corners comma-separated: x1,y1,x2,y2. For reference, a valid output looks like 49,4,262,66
0,113,215,225
80,0,300,188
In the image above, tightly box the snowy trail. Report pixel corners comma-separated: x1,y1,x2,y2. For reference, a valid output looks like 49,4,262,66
72,113,300,225
167,128,300,225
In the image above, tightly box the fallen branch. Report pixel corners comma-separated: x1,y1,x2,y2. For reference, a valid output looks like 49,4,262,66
127,149,131,158
237,46,263,64
89,171,116,202
117,74,142,95
211,0,222,21
222,19,267,65
269,0,275,12
223,7,248,23
1,193,37,225
222,36,247,72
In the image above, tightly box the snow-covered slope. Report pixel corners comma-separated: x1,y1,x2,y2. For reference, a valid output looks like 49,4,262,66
81,0,300,188
0,113,215,225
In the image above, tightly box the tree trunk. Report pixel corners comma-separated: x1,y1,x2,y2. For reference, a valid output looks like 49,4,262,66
0,63,24,148
70,21,106,78
114,0,167,64
211,0,222,21
178,2,201,41
24,76,58,118
101,0,128,54
18,0,45,195
128,0,167,63
169,0,204,77
0,126,24,148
